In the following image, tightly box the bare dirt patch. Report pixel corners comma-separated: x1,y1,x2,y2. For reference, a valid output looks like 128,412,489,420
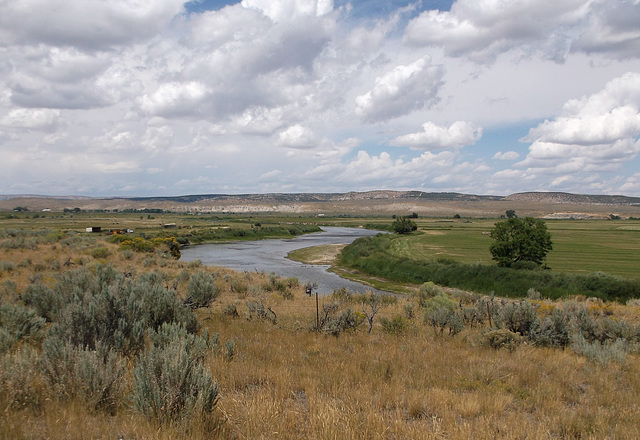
287,244,346,265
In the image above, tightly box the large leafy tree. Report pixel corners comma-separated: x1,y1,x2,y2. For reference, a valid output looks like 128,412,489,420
489,217,552,267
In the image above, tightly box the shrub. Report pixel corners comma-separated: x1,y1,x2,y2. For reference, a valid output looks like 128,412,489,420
356,292,395,333
186,270,218,308
534,309,571,348
223,303,240,318
132,324,218,424
420,291,457,316
48,275,146,355
0,302,45,352
188,259,202,268
323,309,364,336
224,339,236,361
427,307,463,336
44,267,197,355
230,279,248,295
380,315,409,335
460,305,485,327
0,327,17,355
570,304,601,342
331,287,353,303
403,302,415,320
120,249,135,260
137,270,166,287
482,329,523,351
571,334,629,365
138,282,199,335
0,346,46,411
41,336,128,414
392,216,418,234
2,280,17,296
496,300,540,338
246,301,277,324
176,269,191,285
148,323,211,361
413,282,443,307
21,283,63,322
91,247,111,259
526,288,542,300
0,260,16,272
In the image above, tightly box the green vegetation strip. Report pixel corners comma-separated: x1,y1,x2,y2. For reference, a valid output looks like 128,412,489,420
152,224,323,245
338,234,640,302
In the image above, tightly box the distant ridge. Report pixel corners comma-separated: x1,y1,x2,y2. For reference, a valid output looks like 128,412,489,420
505,192,640,205
121,190,505,204
2,190,640,218
1,190,639,205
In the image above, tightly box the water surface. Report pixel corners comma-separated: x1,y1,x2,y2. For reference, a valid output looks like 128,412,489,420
180,227,388,294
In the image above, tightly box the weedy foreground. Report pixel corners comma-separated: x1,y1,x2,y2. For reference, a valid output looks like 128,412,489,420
1,227,639,439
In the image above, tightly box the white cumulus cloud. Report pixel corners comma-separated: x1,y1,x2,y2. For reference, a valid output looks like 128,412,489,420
1,108,62,132
575,0,640,60
0,0,185,51
493,151,520,160
241,0,333,22
390,121,482,150
277,124,317,149
518,72,640,173
404,0,587,62
355,57,444,122
138,82,211,118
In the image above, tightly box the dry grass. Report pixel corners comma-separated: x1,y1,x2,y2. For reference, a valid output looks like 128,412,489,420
199,295,640,439
1,230,640,439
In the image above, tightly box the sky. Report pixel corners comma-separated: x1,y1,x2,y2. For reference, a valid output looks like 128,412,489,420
1,0,640,197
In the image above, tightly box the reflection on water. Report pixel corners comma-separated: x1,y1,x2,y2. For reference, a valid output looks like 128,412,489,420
180,227,389,294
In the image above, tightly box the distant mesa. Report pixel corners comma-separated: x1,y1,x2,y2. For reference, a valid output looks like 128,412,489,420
1,190,639,217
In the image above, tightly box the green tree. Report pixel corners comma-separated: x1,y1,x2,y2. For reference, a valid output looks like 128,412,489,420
392,216,417,234
489,217,552,268
506,210,517,219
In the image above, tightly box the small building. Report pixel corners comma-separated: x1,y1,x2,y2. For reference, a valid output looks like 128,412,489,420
86,226,102,233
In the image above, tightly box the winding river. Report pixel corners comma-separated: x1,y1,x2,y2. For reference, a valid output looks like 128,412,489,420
180,226,388,294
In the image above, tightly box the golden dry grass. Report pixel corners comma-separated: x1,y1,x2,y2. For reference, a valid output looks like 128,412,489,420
198,291,640,439
1,231,640,439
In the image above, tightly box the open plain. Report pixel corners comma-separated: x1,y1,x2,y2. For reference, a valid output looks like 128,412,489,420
1,191,639,439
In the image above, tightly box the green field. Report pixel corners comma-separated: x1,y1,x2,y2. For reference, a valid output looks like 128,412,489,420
1,212,638,279
389,219,640,279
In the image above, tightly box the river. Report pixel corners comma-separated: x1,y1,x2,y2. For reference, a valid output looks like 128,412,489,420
179,226,388,294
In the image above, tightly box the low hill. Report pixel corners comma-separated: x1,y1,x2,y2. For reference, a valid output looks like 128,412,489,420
505,192,640,205
1,191,639,218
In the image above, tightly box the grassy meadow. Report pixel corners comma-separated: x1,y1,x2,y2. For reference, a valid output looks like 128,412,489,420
370,218,640,280
1,212,640,439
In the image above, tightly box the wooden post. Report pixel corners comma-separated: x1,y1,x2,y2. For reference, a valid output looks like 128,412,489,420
306,283,319,331
315,291,319,331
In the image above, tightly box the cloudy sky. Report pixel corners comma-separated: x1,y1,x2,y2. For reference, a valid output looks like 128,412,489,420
2,0,640,197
